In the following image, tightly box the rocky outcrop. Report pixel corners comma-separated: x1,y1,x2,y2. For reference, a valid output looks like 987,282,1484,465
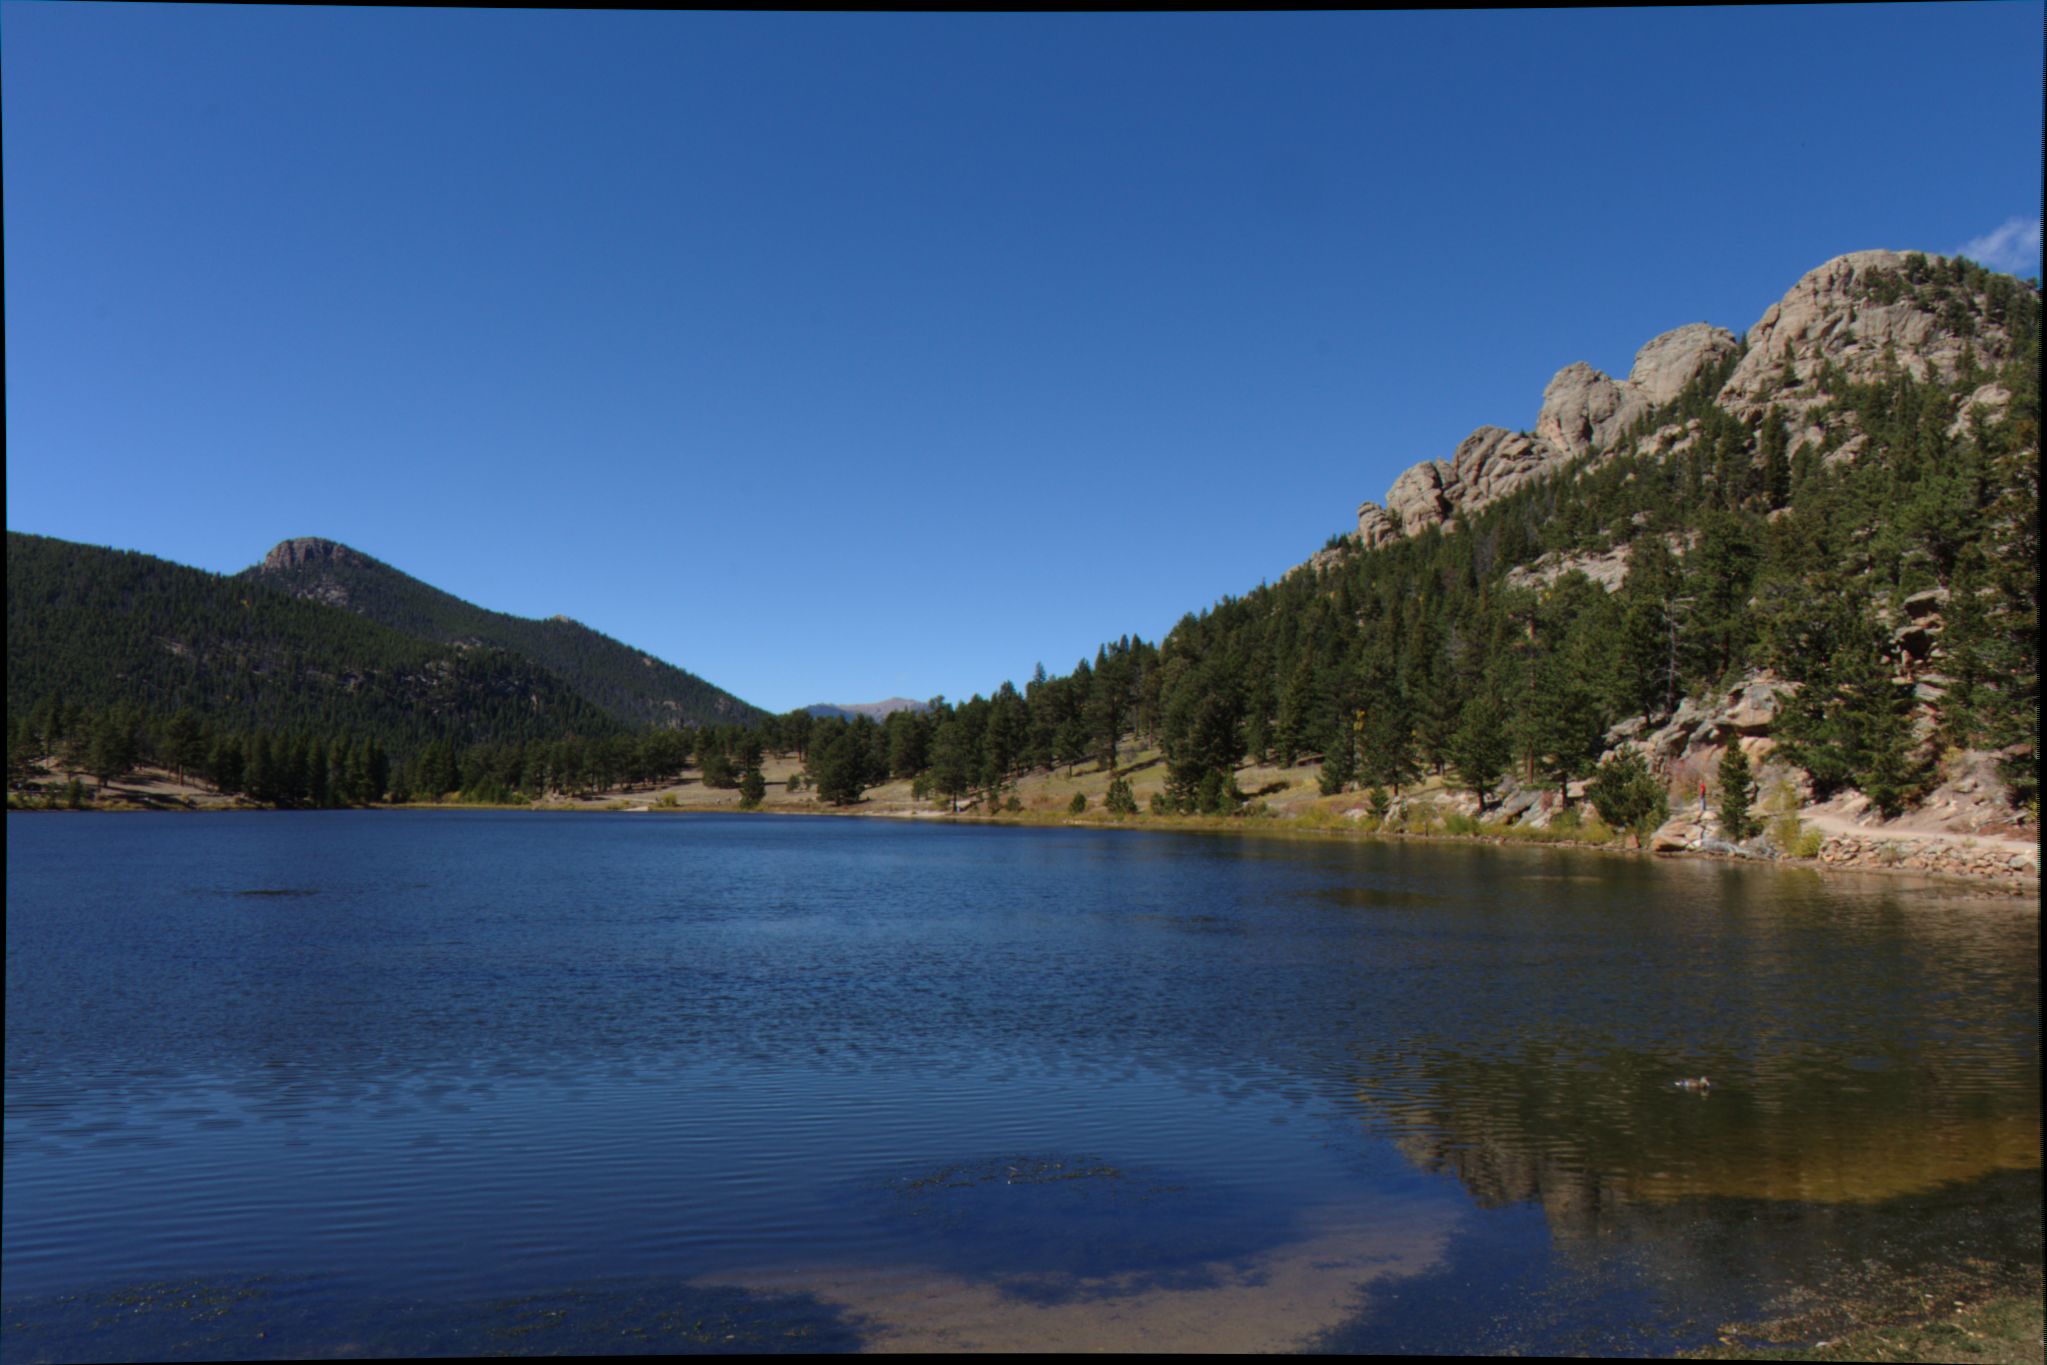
1284,540,1357,580
1355,502,1403,550
1719,250,2028,419
1504,545,1633,594
1355,321,1737,546
1616,674,1797,772
1447,427,1555,507
1627,322,1743,406
1948,382,2012,439
259,537,368,574
1353,249,2034,553
1383,460,1456,537
255,537,370,609
1535,363,1643,463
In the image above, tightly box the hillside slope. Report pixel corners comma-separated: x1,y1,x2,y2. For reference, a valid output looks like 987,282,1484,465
242,538,763,729
6,532,624,752
771,249,2037,853
1270,248,2039,834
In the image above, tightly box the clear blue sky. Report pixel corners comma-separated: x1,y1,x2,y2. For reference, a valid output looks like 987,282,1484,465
6,4,2042,714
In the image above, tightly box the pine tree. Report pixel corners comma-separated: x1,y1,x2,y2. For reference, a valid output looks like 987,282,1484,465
1852,656,1922,819
1717,743,1757,841
1274,656,1318,767
1104,775,1138,816
1316,726,1354,795
8,715,42,790
928,717,970,812
810,727,868,807
163,707,205,787
1616,533,1685,717
1587,750,1669,848
210,735,246,795
1409,666,1458,776
1449,688,1510,811
1686,510,1760,685
86,706,140,792
1358,692,1417,795
1758,405,1791,510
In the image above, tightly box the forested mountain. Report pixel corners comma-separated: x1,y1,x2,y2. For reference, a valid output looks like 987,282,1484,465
777,250,2040,829
6,532,765,804
6,531,626,755
242,538,762,729
9,250,2039,829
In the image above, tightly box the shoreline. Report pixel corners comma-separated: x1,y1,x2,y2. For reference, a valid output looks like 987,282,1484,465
12,786,2038,896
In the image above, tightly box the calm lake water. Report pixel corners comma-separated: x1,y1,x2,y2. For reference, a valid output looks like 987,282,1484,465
4,811,2040,1357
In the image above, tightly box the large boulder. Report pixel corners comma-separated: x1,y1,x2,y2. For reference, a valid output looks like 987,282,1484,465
1948,382,2011,439
1355,501,1403,549
1650,814,1703,852
1385,460,1457,537
1719,677,1790,732
1626,323,1741,406
1535,363,1644,462
1445,426,1560,508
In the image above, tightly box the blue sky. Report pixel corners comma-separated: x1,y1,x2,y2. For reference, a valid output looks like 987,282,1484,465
5,4,2042,714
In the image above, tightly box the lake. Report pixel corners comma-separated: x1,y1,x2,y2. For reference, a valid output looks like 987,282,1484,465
3,811,2039,1357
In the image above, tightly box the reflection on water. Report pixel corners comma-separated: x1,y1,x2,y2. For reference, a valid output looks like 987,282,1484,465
711,1197,1449,1354
1318,860,2041,1227
4,812,2039,1357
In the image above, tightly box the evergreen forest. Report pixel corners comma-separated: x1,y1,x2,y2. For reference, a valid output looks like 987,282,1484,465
9,254,2039,826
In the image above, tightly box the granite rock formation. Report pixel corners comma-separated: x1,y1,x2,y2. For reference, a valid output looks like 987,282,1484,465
1355,321,1736,547
1351,249,2023,552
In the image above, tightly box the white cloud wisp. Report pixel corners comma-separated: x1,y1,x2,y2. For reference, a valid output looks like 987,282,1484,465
1958,217,2042,275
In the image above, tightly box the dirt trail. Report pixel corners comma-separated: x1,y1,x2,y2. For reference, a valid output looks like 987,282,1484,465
1798,807,2037,852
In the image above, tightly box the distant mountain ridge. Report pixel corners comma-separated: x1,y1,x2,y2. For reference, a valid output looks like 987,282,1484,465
243,537,763,729
803,698,930,721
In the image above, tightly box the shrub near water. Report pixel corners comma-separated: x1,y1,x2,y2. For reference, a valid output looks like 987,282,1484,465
1292,804,1343,830
1402,801,1440,835
1589,751,1670,847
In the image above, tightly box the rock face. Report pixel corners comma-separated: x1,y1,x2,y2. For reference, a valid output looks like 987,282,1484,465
1535,363,1642,462
1446,427,1553,507
259,537,367,574
1621,673,1797,771
1948,382,2012,439
1503,545,1633,594
1355,322,1736,545
1627,322,1743,406
256,538,371,609
1384,460,1456,537
1718,249,2027,419
1355,502,1403,550
1355,248,2031,552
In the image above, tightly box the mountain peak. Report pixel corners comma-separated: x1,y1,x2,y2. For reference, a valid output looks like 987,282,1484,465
258,537,371,574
